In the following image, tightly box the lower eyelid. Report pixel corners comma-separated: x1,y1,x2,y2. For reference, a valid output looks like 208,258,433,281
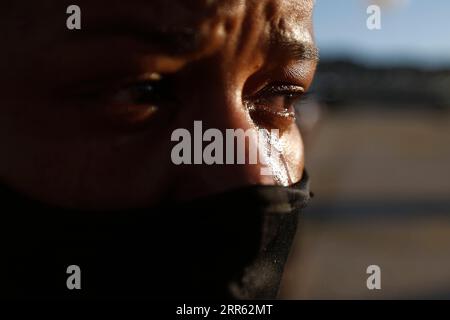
253,104,295,117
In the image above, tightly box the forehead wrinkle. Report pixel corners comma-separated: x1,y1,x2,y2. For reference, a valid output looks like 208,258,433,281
261,0,317,61
270,32,319,62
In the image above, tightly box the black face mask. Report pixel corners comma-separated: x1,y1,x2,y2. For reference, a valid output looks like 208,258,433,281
0,172,311,300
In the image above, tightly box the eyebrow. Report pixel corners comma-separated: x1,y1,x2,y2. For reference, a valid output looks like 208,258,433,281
270,34,320,62
72,22,203,56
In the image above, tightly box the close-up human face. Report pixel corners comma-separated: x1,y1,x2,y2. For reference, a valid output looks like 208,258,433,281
0,0,317,210
2,0,449,304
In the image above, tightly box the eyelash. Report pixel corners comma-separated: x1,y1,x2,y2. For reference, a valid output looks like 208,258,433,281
245,84,306,129
109,80,305,109
110,78,169,106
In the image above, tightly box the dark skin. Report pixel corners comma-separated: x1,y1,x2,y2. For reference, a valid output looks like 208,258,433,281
0,0,317,210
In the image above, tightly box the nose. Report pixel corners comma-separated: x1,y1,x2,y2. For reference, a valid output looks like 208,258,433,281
170,62,280,201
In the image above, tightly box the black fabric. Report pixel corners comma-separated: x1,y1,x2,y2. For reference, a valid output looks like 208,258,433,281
0,172,311,300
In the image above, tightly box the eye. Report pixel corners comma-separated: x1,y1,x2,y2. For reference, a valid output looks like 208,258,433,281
246,84,305,130
109,73,171,107
88,73,177,129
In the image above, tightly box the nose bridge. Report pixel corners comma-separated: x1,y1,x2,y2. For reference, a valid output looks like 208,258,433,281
205,78,251,131
179,0,265,128
179,50,252,130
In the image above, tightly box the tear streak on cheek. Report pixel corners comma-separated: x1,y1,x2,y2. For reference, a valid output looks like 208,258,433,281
259,129,293,186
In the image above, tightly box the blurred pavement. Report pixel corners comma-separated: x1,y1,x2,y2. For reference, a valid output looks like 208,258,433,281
281,108,450,299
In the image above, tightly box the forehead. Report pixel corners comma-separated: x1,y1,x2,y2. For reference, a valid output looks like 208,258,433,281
78,0,314,19
5,0,314,37
88,0,315,56
2,0,317,75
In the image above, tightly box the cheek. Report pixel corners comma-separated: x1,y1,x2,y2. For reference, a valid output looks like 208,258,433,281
69,134,172,209
0,98,174,209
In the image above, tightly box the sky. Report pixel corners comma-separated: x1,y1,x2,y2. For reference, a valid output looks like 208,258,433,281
313,0,450,67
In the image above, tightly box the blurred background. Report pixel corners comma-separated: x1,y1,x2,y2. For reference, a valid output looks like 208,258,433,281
281,0,450,299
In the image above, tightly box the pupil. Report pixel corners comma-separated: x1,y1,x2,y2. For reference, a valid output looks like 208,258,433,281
133,83,155,104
